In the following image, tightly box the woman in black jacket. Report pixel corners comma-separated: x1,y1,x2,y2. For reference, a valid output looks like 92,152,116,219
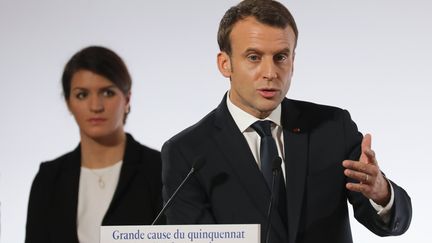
25,46,163,243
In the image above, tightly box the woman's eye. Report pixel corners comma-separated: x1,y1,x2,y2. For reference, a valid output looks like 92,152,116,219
102,89,115,97
76,92,87,100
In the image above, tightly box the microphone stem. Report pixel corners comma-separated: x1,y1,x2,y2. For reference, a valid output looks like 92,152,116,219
152,168,195,225
265,170,278,243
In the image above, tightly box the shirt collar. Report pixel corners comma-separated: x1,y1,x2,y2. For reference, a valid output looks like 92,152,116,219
226,91,282,133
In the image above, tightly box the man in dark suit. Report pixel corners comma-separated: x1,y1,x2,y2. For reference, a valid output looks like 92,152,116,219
162,1,412,242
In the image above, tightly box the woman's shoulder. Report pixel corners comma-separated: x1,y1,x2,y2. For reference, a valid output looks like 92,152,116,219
126,133,160,156
29,147,79,195
38,146,80,173
124,133,161,173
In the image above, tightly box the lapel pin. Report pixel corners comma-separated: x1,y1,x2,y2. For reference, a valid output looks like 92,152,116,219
292,128,301,133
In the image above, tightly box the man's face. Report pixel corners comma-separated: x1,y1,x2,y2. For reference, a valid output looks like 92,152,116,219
218,17,296,119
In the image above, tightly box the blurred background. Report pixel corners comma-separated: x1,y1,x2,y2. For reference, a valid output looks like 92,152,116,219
1,0,430,242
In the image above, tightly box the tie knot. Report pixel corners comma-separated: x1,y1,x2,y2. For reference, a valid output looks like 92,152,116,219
251,120,273,138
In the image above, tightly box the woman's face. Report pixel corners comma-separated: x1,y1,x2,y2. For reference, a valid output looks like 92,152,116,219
67,70,130,140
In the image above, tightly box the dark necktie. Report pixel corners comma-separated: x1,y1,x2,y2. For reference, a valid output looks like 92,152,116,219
251,120,288,227
251,120,279,187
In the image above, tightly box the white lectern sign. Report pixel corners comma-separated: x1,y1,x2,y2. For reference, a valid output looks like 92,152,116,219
100,224,260,243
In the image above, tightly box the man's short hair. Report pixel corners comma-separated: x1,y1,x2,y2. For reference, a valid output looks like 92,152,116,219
217,0,299,55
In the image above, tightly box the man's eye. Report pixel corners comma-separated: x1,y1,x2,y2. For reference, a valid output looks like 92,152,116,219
275,54,288,62
247,54,261,62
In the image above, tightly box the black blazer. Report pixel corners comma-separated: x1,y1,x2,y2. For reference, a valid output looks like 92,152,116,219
25,134,163,243
161,95,412,243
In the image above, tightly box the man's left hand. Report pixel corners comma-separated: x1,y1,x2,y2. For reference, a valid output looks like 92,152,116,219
343,134,390,206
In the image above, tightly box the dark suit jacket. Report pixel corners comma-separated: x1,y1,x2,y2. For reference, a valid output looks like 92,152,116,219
25,134,163,243
162,95,412,243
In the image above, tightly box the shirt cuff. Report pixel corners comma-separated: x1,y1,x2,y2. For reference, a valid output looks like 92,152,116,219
369,180,394,224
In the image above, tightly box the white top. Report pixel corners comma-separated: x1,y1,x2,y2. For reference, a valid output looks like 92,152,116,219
225,92,393,222
77,161,123,243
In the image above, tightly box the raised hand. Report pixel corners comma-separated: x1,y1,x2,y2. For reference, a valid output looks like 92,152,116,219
343,134,390,206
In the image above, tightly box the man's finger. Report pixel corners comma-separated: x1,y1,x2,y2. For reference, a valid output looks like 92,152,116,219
346,182,370,194
364,149,378,165
344,169,371,184
343,160,374,175
361,133,372,153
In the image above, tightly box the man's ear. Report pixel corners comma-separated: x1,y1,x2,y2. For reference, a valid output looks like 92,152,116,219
217,52,232,78
292,51,295,73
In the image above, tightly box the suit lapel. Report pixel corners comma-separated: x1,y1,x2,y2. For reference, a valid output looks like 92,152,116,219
282,99,308,243
213,97,269,212
212,95,288,242
51,146,81,243
103,134,140,222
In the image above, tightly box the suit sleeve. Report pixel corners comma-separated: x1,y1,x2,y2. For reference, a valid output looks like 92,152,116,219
161,139,216,224
342,109,412,236
25,163,53,243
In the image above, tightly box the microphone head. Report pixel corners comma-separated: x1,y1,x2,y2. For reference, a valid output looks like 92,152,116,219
272,157,282,171
192,157,206,172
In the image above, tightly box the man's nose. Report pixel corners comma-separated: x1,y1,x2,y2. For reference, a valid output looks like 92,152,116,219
262,59,278,80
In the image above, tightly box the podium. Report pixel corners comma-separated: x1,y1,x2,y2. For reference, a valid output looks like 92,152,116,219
100,224,260,243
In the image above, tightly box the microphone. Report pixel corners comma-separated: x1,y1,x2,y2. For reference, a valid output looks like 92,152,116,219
151,158,205,225
265,157,282,243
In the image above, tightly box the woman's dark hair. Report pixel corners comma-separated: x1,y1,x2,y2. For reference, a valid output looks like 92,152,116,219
61,46,132,123
62,46,132,100
217,0,299,56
